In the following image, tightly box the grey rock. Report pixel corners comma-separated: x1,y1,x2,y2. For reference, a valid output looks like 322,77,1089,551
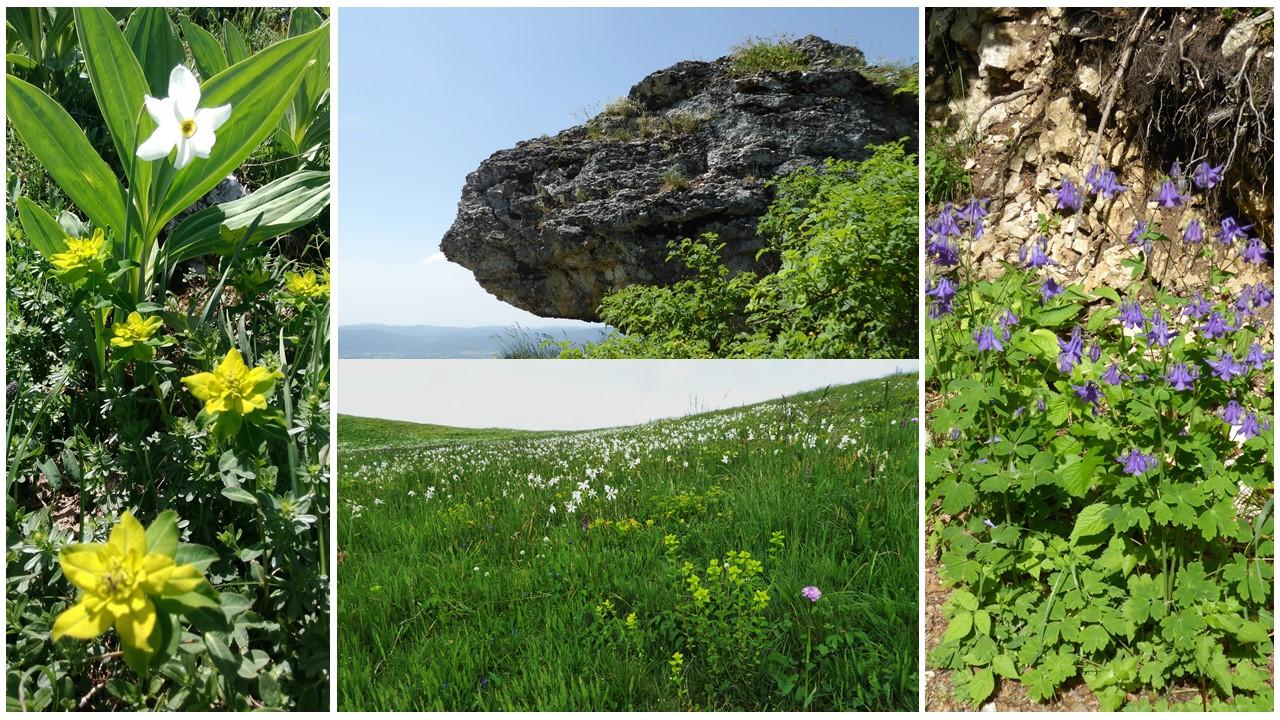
441,36,916,321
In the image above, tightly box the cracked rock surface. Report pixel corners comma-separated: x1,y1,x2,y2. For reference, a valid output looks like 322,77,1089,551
441,36,916,321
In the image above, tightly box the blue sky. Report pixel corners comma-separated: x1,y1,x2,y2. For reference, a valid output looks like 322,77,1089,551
338,7,918,327
339,359,917,429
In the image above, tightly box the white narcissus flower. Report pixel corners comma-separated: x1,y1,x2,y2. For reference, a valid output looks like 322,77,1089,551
136,65,232,170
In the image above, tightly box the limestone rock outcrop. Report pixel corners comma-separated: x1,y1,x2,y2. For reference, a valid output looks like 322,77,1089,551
441,36,916,321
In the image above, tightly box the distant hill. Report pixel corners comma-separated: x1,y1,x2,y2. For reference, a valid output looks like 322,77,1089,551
337,324,612,359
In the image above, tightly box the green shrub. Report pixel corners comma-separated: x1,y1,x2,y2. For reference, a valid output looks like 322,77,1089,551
565,142,918,358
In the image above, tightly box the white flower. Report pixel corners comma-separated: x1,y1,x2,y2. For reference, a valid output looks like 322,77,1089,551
136,65,232,169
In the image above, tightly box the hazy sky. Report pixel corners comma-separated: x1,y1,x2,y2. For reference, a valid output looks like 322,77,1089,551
338,6,919,327
337,359,918,430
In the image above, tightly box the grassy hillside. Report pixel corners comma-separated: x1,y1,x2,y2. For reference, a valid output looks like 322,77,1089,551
338,373,919,711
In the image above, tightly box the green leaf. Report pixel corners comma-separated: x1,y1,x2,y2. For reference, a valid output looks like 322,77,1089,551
945,610,973,643
6,74,128,232
221,486,259,505
74,8,153,191
149,24,328,240
992,654,1018,679
222,19,249,65
180,18,228,78
204,631,240,678
123,7,184,96
1078,624,1109,653
163,170,329,266
968,667,995,705
144,509,179,558
1069,502,1111,545
174,543,220,571
17,198,68,256
974,608,991,636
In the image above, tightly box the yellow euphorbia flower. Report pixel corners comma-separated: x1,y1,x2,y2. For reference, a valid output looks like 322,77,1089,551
53,511,205,656
182,348,281,418
284,269,328,299
110,312,163,349
46,228,108,277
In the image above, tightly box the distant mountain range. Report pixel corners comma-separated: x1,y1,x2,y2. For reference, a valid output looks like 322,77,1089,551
338,324,612,359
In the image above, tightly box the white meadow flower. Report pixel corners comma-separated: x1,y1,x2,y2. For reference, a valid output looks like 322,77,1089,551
137,65,232,169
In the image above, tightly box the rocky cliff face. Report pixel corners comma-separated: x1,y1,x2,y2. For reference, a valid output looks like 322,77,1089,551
441,36,916,321
926,7,1273,295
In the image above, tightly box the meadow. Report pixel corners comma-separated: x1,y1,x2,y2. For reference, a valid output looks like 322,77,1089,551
337,373,919,711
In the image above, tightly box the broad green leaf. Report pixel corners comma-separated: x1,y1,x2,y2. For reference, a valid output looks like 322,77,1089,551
974,608,991,636
180,17,228,78
6,74,127,232
1069,502,1110,544
164,170,329,265
221,486,259,505
968,667,994,705
74,7,154,210
944,610,973,643
174,543,220,571
150,24,327,240
1078,624,1109,653
992,654,1018,679
123,7,184,96
144,509,179,558
17,198,68,256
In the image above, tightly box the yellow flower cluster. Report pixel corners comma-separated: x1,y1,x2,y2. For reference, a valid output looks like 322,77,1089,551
182,348,281,417
284,269,329,299
47,228,108,275
110,312,163,350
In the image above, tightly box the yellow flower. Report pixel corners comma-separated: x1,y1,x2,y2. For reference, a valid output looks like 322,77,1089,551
52,511,205,657
284,269,328,299
110,312,163,350
182,348,281,417
46,228,108,275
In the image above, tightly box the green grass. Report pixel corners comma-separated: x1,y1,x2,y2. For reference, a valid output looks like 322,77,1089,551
337,374,919,711
730,36,811,75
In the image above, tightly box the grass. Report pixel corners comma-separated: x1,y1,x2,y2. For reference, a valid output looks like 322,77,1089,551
337,373,919,711
730,36,810,75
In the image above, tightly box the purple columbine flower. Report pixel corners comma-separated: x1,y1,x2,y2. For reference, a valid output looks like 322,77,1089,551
1155,180,1188,208
949,427,960,441
1200,312,1232,339
1073,381,1103,412
926,277,957,319
974,326,1003,352
1085,164,1126,198
1182,292,1211,320
1054,179,1084,211
1013,406,1025,418
937,204,963,238
958,197,989,223
1242,237,1268,264
1246,341,1272,370
1041,277,1064,302
927,237,960,267
1222,399,1244,425
1236,412,1261,440
1088,342,1101,363
1253,283,1273,308
1117,448,1157,476
1128,220,1153,253
1192,161,1224,190
1021,237,1057,269
1058,327,1084,374
998,309,1020,341
1144,311,1177,347
1165,362,1199,391
1235,286,1255,317
1170,161,1184,183
1101,362,1126,386
1217,217,1252,245
1119,300,1147,329
1182,219,1204,244
801,586,822,602
1036,396,1047,412
1206,352,1245,381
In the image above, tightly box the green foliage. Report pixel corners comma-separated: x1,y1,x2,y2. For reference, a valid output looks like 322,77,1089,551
337,375,919,710
925,127,975,204
6,7,330,711
730,36,810,75
567,142,918,358
927,188,1273,709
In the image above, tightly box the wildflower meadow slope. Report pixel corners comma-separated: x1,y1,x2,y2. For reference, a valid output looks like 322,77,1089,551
338,374,918,711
